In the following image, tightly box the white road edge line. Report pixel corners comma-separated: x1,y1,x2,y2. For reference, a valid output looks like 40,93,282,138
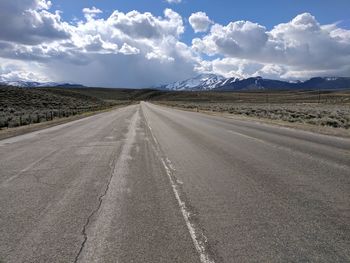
142,103,214,263
227,129,266,143
159,158,214,263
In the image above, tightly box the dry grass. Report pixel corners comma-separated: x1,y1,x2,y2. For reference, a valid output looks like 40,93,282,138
153,90,350,132
151,90,350,104
0,103,135,141
155,101,350,139
2,85,350,136
0,86,131,129
159,102,350,129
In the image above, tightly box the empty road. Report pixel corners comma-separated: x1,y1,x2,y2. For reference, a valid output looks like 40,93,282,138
0,102,349,262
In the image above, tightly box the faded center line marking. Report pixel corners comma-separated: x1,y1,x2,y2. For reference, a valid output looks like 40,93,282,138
142,103,215,263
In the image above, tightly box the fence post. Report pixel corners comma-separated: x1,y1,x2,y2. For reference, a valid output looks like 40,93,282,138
318,89,321,104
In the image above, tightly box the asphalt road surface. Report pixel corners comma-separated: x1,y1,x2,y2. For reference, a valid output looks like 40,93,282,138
0,102,349,263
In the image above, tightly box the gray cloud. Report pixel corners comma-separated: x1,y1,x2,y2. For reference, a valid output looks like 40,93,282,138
0,3,349,86
0,5,197,87
0,0,70,45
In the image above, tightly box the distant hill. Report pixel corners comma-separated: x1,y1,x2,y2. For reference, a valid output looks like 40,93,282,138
0,81,84,88
3,75,350,91
158,75,350,91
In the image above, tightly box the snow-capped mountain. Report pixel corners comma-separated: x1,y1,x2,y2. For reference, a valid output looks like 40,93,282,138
0,80,84,88
159,74,228,91
159,75,350,91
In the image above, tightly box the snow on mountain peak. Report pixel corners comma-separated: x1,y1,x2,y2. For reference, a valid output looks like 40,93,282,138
159,75,350,91
0,80,83,88
162,73,225,91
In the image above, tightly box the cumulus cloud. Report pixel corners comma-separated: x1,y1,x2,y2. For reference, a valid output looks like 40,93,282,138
0,59,50,82
82,6,103,20
0,3,349,86
192,20,268,57
0,0,70,45
193,13,350,79
119,43,140,55
0,5,198,87
107,9,184,39
165,0,182,4
189,12,213,33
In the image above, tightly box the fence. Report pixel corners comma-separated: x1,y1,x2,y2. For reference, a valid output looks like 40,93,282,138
0,106,108,129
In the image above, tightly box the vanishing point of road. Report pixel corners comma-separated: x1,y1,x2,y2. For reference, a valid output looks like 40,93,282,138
0,102,349,262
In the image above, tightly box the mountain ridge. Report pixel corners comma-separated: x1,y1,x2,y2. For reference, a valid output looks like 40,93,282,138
2,76,350,91
0,80,84,88
159,75,350,91
157,74,228,91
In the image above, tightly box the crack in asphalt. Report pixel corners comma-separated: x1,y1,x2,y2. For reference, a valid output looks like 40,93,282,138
73,153,117,263
73,109,139,262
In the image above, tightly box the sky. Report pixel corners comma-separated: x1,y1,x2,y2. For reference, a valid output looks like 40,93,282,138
0,0,349,88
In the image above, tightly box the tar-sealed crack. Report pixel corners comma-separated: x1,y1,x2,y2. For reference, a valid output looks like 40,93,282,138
73,155,117,263
74,108,139,262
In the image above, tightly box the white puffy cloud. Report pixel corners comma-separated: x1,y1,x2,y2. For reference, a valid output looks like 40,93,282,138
146,51,174,62
106,9,184,40
196,57,263,79
0,5,198,87
119,43,140,55
189,12,213,33
193,13,350,79
165,0,182,4
193,20,268,57
0,3,349,87
0,59,50,82
82,6,102,21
